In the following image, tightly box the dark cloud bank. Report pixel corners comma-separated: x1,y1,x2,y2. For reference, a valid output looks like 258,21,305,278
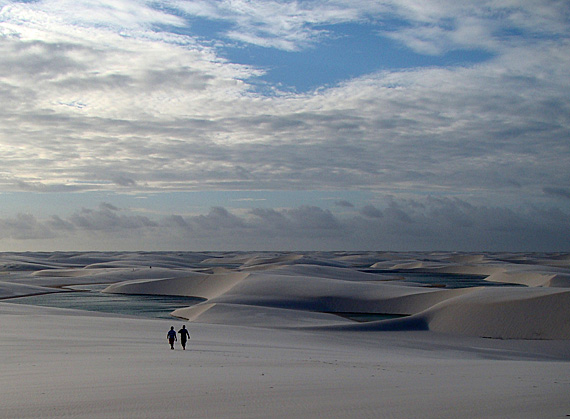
1,199,568,252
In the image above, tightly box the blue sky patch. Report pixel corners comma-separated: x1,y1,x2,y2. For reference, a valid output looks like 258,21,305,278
219,23,493,92
153,15,494,93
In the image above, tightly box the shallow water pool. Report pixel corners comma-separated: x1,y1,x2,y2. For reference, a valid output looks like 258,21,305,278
362,270,523,288
8,284,205,319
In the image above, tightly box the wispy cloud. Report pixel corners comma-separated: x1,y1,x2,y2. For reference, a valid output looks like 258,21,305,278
166,0,569,54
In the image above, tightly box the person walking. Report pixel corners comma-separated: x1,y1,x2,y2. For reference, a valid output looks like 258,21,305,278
178,325,190,350
167,326,177,350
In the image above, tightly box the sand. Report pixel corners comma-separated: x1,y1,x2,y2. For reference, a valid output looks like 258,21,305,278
1,251,569,418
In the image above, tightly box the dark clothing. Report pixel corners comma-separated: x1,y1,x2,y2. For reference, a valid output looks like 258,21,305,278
178,328,190,350
167,329,177,349
178,328,190,341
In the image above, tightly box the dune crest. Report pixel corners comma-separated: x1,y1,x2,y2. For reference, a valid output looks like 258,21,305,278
103,271,249,300
485,271,570,287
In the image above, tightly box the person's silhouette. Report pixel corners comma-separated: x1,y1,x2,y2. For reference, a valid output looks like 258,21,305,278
167,326,177,350
178,325,190,350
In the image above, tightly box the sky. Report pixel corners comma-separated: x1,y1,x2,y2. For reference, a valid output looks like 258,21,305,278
0,0,569,252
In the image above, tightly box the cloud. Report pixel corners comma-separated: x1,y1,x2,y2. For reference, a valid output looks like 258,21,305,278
543,187,570,200
380,0,570,55
112,174,138,187
335,200,354,208
167,0,569,54
0,213,56,240
250,207,287,223
170,0,365,51
2,36,568,202
360,205,383,218
0,0,569,252
47,215,75,231
162,214,191,230
191,206,247,230
1,198,568,251
3,0,184,34
69,203,158,231
284,206,341,231
344,197,570,251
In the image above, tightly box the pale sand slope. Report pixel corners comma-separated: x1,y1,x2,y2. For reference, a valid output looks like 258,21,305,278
2,252,570,418
0,281,58,299
1,302,570,419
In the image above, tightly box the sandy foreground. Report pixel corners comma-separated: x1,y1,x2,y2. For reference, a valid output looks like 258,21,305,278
1,251,569,418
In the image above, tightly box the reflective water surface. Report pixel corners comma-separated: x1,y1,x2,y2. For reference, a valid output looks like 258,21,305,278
9,284,205,319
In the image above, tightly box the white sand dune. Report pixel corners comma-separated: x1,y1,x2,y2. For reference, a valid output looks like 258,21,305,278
268,263,403,281
199,252,276,266
104,258,570,341
422,287,570,339
485,270,570,287
1,251,570,418
103,271,249,300
113,267,469,316
338,286,570,339
0,281,59,299
172,302,351,327
446,253,487,263
240,253,350,270
14,266,195,288
206,272,471,315
100,255,570,340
